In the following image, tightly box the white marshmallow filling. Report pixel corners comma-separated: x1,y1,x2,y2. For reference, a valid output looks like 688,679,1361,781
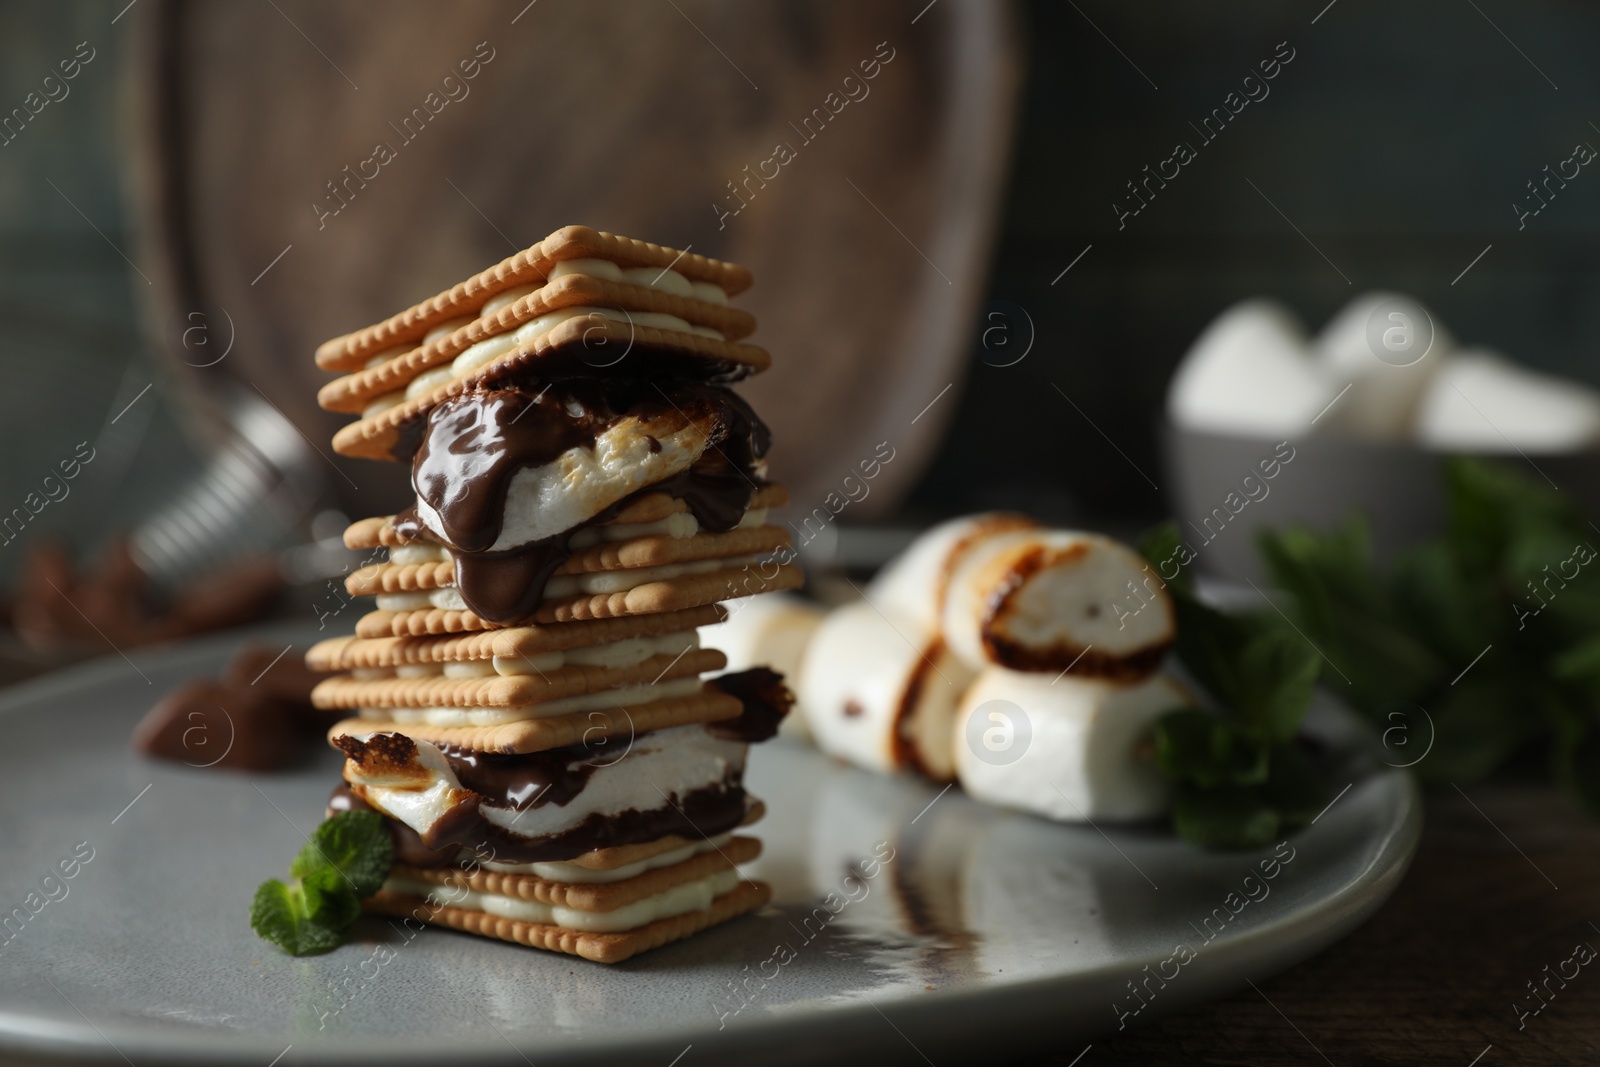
343,724,748,852
470,833,732,883
384,868,742,932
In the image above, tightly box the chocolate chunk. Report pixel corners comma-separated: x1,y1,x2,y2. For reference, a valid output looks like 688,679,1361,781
132,679,299,772
222,642,335,730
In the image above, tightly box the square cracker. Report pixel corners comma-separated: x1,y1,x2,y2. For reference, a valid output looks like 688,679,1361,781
305,604,726,671
309,646,725,710
319,272,758,413
344,525,792,597
326,687,743,754
363,879,771,964
390,835,761,913
316,226,753,372
354,563,805,638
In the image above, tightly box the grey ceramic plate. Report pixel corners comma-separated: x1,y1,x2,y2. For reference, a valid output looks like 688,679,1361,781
0,626,1420,1066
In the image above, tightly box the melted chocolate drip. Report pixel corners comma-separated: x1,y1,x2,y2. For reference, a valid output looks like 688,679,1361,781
435,741,602,811
463,782,749,864
393,378,770,625
707,667,794,743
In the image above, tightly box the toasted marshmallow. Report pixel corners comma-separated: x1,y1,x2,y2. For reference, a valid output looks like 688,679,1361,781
335,733,478,839
799,600,975,781
411,409,718,552
866,513,1040,632
701,594,825,741
940,530,1173,678
340,723,747,851
1415,349,1600,453
1168,298,1334,436
1311,291,1454,440
954,670,1190,822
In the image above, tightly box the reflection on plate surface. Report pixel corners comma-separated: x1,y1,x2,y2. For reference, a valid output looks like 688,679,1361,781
0,628,1418,1066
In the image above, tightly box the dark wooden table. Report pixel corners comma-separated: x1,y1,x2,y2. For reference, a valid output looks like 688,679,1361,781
1022,782,1600,1066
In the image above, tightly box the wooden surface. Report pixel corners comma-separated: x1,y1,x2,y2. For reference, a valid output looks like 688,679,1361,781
1019,783,1600,1066
124,0,1021,521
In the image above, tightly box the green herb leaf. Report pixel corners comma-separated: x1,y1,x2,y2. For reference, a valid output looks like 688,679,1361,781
1412,678,1527,784
250,876,347,957
1236,629,1322,742
1260,742,1328,829
1171,783,1280,849
1258,519,1443,714
1138,527,1326,849
252,810,391,956
1155,710,1269,787
1250,456,1600,807
289,809,392,898
1138,522,1194,595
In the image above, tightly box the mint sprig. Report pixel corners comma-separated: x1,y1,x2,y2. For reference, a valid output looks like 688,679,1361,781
250,809,391,956
1139,524,1327,849
1257,456,1600,808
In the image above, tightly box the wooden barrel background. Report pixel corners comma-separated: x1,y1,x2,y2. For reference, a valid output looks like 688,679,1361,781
124,0,1022,521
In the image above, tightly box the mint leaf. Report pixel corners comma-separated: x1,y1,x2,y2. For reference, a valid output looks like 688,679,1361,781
1171,784,1279,849
1250,457,1600,806
1156,710,1269,787
1418,674,1544,785
252,811,392,956
290,809,391,898
301,866,361,931
1260,743,1327,828
1139,522,1194,595
1237,629,1321,742
1160,585,1319,742
1258,519,1442,714
250,877,346,956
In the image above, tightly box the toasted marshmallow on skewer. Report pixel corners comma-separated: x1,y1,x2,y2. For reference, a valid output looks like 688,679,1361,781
866,513,1041,632
799,600,975,781
1415,349,1600,453
701,593,825,740
954,669,1191,823
1167,298,1333,437
940,529,1174,678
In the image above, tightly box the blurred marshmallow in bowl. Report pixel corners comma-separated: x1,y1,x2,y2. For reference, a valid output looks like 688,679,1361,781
1416,349,1600,452
1166,298,1334,437
1310,291,1454,440
1169,291,1600,450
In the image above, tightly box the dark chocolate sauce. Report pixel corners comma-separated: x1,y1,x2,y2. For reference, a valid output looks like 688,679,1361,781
393,377,770,625
462,782,749,863
707,667,794,743
435,741,602,811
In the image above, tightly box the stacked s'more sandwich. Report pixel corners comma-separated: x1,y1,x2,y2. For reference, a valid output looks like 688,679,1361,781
305,227,802,963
